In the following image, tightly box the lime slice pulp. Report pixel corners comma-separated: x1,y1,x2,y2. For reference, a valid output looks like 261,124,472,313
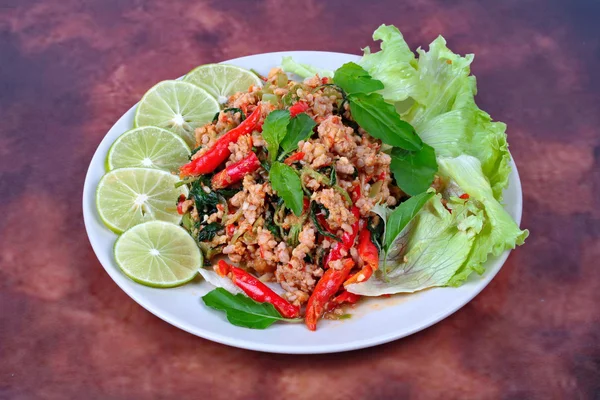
114,221,202,287
183,64,262,104
106,126,191,172
134,80,219,147
96,167,188,234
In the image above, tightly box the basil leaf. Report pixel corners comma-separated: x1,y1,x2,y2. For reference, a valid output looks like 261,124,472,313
280,113,316,154
333,62,384,94
202,288,287,329
390,144,438,196
265,209,281,240
309,202,341,242
190,180,220,214
348,92,422,151
260,159,271,172
216,188,239,199
367,215,385,253
269,162,304,216
262,110,291,162
197,222,224,242
384,192,434,250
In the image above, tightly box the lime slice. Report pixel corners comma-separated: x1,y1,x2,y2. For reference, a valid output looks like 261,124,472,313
106,127,191,172
114,221,202,287
134,80,219,146
96,167,188,234
184,64,262,104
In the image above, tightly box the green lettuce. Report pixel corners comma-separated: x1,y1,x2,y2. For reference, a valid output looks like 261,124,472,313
347,155,528,295
358,25,511,200
438,155,528,285
281,56,333,79
358,25,424,103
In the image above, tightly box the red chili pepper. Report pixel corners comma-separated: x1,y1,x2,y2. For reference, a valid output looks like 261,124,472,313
460,193,470,200
326,290,361,312
377,171,386,181
289,101,309,117
283,151,305,165
350,185,361,202
216,260,300,318
323,206,360,268
211,152,261,189
321,77,330,85
176,194,186,215
305,258,354,330
303,197,310,212
316,213,336,236
226,224,235,237
179,106,262,177
344,228,379,286
323,245,343,269
214,260,230,276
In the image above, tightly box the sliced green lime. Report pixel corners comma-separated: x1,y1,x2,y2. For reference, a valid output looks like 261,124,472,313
134,80,219,146
184,64,263,104
96,167,188,234
114,221,202,288
106,127,191,172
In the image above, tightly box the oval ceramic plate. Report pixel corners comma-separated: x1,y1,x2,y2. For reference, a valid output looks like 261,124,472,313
83,51,523,354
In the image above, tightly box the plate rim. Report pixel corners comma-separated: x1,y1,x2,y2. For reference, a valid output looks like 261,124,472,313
83,50,523,354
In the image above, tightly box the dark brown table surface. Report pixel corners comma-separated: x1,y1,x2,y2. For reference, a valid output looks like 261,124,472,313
2,0,599,399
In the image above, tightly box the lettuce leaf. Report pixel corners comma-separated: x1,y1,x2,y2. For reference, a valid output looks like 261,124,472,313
357,26,511,200
281,56,333,79
198,268,242,295
358,25,424,103
347,155,528,295
347,192,480,295
406,38,511,200
438,155,528,286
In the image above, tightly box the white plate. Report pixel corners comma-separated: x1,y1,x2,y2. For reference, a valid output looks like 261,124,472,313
83,51,523,354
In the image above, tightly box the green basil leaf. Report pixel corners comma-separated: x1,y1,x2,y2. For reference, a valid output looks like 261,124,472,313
384,191,434,250
202,288,287,329
348,92,422,151
390,144,438,196
265,209,281,240
262,110,291,162
197,222,224,242
309,202,341,242
280,113,316,154
333,62,384,94
269,162,304,216
190,180,220,214
367,215,385,253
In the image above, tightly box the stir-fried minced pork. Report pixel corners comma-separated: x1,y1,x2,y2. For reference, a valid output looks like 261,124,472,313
179,70,404,305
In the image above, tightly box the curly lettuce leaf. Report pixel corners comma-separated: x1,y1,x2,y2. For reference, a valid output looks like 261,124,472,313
406,38,511,199
357,26,511,200
281,56,333,79
438,155,528,286
198,268,242,295
347,155,528,295
358,24,424,103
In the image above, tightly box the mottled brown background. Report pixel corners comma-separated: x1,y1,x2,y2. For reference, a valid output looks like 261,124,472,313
1,0,599,399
